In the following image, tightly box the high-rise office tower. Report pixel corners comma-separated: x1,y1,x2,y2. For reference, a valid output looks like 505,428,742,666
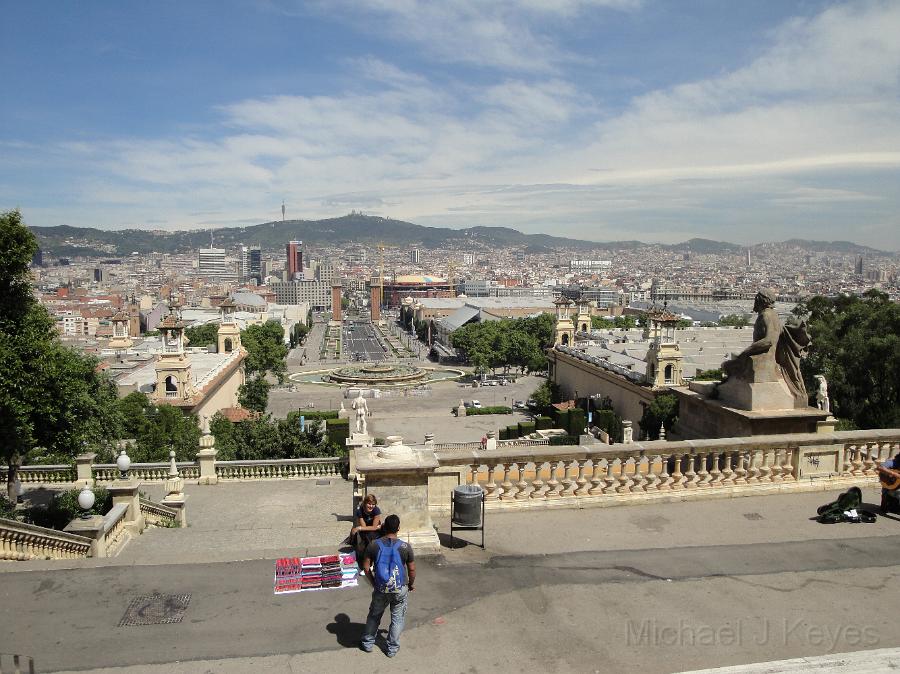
410,248,420,264
198,248,227,277
249,246,262,283
286,240,303,280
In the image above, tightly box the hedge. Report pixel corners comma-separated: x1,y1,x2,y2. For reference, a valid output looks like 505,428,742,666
498,428,509,440
326,417,350,446
297,409,339,420
465,406,512,416
548,435,580,446
506,424,521,439
567,409,586,437
534,415,553,430
518,421,536,436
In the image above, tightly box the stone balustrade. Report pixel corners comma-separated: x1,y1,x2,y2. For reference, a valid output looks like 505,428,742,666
102,503,130,556
0,517,92,561
431,429,900,511
0,464,75,484
215,457,346,480
94,462,201,483
139,497,178,527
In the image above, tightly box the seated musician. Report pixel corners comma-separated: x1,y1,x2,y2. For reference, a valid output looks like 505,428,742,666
878,454,900,514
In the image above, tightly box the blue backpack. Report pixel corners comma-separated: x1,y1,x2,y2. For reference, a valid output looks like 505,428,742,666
374,538,406,592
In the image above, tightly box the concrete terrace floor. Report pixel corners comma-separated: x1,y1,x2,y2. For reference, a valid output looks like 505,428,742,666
3,480,900,673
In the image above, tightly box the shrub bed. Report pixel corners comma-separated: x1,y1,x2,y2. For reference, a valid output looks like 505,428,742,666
28,487,112,531
548,435,580,446
518,421,536,436
297,410,339,420
464,406,512,416
534,415,553,430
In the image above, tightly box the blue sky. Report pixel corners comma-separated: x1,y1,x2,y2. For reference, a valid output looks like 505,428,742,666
2,0,899,248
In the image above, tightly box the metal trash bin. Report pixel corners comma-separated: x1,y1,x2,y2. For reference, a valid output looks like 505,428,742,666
452,484,484,527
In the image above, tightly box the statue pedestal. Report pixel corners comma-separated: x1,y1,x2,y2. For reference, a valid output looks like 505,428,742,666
716,378,795,411
355,444,441,553
672,386,829,440
346,433,374,477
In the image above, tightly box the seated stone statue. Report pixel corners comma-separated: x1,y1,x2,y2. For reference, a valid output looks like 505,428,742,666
719,288,811,409
721,289,782,383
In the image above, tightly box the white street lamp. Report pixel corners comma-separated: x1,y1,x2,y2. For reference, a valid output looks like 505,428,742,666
116,448,132,479
77,485,95,519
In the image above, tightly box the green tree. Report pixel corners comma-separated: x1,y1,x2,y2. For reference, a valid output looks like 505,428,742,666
238,375,270,413
128,404,201,462
639,393,679,440
242,321,288,383
184,323,218,348
288,322,309,349
799,291,899,428
0,210,122,501
718,314,749,327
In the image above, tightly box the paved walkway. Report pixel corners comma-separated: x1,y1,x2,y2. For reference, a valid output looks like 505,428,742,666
4,481,900,673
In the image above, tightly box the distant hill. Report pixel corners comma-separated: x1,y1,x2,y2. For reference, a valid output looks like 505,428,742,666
774,239,883,255
30,214,605,256
28,215,890,257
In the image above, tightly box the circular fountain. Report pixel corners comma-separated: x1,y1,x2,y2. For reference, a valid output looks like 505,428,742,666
326,363,428,385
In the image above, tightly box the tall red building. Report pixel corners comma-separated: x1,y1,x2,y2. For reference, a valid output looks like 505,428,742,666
286,240,303,280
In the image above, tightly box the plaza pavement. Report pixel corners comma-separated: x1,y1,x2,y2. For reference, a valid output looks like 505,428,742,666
3,479,900,673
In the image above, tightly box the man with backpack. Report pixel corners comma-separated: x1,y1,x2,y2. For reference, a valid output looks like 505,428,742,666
360,514,416,657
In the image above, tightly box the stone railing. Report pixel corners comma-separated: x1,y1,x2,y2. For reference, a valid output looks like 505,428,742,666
102,503,130,556
140,497,178,527
0,464,75,484
215,457,346,480
432,429,900,511
94,462,200,483
434,438,553,452
0,517,92,561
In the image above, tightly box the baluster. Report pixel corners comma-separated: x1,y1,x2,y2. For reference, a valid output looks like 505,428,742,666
483,463,499,500
602,458,618,494
574,459,590,496
769,448,784,482
748,450,762,483
781,447,796,480
500,463,515,501
469,463,480,486
670,454,685,490
707,452,722,487
684,453,698,489
758,449,773,483
863,443,877,476
630,453,647,493
545,461,562,498
588,458,604,495
644,455,660,492
560,460,576,497
515,462,530,499
657,454,671,491
529,460,546,499
733,452,747,485
616,457,633,493
693,453,708,488
850,444,863,476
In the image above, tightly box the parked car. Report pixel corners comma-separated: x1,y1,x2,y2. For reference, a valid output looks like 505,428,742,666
471,400,482,409
513,400,527,410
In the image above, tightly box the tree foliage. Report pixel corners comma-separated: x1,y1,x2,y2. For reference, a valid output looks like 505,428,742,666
288,322,309,349
238,375,270,413
718,314,749,327
242,321,288,382
209,411,331,461
184,323,218,348
639,393,679,440
798,290,899,429
0,210,121,500
450,313,554,374
115,393,201,462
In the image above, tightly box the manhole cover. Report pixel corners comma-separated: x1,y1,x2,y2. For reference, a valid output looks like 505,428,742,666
316,479,331,485
119,593,191,626
743,513,764,520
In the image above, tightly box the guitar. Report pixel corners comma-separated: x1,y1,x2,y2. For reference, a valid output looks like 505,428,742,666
877,465,900,490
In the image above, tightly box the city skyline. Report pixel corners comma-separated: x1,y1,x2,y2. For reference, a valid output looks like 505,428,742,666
2,1,900,249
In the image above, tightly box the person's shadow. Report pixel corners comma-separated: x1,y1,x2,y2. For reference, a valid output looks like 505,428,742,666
326,613,367,648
